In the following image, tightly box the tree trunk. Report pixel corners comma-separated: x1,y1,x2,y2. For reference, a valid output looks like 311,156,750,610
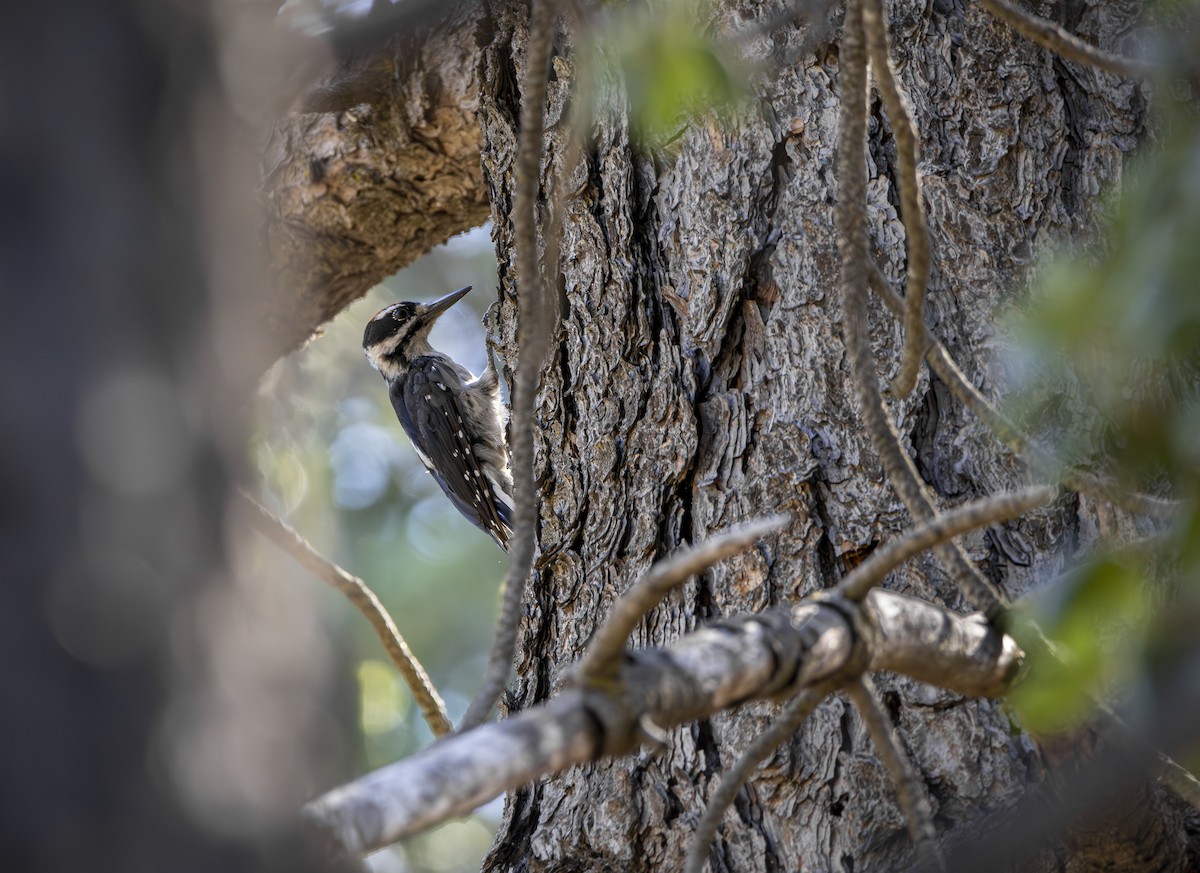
475,1,1161,870
267,0,1194,870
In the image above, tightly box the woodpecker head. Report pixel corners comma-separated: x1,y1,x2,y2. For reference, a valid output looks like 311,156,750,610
363,285,472,381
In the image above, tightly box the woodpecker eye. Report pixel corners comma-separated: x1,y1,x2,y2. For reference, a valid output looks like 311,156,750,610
371,302,415,323
362,302,420,350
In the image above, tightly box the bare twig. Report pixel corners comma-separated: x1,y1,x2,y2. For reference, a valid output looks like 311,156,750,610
978,0,1154,80
866,263,1181,520
461,0,556,730
303,589,1021,854
1156,752,1200,811
1061,470,1180,520
577,515,791,683
683,688,827,873
1091,705,1200,813
862,0,931,400
839,486,1057,600
846,676,944,871
866,262,1030,452
240,491,452,738
837,0,1004,618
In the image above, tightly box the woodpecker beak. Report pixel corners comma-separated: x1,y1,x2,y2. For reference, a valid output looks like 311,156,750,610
422,285,472,321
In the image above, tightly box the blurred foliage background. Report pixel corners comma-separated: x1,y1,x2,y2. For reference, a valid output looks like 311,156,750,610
253,227,505,872
1004,88,1200,753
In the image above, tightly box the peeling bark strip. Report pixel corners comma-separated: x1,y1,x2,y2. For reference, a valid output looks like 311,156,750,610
303,589,1022,856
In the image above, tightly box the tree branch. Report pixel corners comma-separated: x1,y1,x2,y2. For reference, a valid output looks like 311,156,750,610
846,676,944,871
862,0,931,401
302,589,1022,855
240,492,452,738
836,0,1004,617
577,515,790,684
683,688,827,873
461,0,556,730
261,5,489,360
978,0,1154,80
866,263,1181,520
839,486,1057,600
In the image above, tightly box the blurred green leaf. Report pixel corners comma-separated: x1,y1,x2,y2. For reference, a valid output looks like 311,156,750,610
1003,109,1200,494
1010,556,1150,734
605,2,741,147
358,658,410,737
1001,107,1200,741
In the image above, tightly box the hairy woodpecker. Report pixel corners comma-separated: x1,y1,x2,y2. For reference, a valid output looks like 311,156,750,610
363,286,513,550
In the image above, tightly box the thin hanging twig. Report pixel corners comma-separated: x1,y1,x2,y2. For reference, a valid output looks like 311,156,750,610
461,0,558,731
978,0,1154,80
846,676,944,871
836,0,1004,619
683,688,827,873
240,491,452,738
866,263,1180,520
861,0,931,401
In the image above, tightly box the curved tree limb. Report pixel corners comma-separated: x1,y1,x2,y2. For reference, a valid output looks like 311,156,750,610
261,5,489,360
240,492,452,738
839,486,1057,600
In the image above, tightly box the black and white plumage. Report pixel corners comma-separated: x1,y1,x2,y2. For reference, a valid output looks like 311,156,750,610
363,286,513,550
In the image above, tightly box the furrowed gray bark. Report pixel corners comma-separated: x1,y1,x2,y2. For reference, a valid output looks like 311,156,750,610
473,0,1160,868
262,0,1192,868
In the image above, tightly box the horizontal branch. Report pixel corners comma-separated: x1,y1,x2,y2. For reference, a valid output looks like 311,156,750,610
302,589,1022,856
